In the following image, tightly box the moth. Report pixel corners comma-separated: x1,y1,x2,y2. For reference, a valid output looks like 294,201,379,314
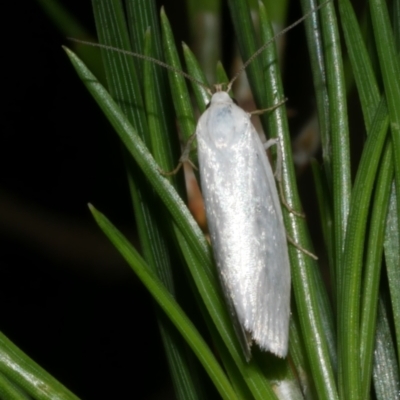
197,89,291,358
69,3,321,360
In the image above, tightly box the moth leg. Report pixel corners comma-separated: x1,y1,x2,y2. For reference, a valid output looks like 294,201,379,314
263,139,305,218
249,98,304,217
264,140,318,259
286,233,318,260
249,98,287,116
159,133,197,176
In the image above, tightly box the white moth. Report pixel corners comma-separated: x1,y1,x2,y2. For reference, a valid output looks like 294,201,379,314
70,4,322,360
196,90,290,359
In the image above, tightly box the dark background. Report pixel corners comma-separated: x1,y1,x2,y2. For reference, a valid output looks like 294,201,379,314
1,1,325,398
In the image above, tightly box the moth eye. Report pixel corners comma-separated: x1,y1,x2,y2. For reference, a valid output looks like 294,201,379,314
232,98,238,105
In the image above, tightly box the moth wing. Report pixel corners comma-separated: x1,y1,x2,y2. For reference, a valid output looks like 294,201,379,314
196,108,252,360
197,103,290,357
247,130,291,357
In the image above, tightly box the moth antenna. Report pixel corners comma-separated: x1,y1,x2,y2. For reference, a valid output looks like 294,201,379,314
67,37,213,95
227,0,330,92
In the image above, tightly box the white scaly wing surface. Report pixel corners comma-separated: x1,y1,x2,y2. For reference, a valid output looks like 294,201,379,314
196,91,291,358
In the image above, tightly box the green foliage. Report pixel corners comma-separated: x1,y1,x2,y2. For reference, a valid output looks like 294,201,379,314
2,0,399,398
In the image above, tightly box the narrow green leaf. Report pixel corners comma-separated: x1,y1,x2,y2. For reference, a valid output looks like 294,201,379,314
182,43,211,111
36,0,105,82
310,160,335,283
340,97,390,399
288,311,318,400
372,299,400,399
360,139,393,399
316,0,351,298
63,47,211,292
89,205,237,400
142,26,208,400
337,0,380,129
0,371,31,400
204,323,253,400
0,332,80,400
384,184,400,363
215,62,230,91
130,3,181,175
226,0,264,112
37,0,89,37
299,0,331,187
160,8,198,143
258,4,337,400
186,0,222,85
336,0,398,396
90,4,206,399
369,0,400,295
